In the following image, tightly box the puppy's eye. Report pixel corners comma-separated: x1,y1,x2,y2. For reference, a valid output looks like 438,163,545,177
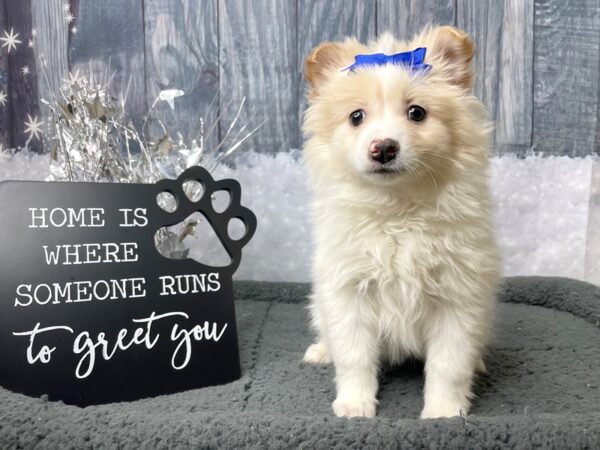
407,105,426,122
349,109,365,127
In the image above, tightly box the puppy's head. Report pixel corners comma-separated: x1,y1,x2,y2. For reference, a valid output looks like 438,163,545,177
303,26,489,192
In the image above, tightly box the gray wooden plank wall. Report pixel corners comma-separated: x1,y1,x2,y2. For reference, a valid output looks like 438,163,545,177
144,0,219,149
0,0,598,156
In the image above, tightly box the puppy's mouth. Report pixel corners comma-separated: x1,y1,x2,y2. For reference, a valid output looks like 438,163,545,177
371,164,406,175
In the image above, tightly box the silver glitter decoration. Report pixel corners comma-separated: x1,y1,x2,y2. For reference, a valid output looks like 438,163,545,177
41,66,260,258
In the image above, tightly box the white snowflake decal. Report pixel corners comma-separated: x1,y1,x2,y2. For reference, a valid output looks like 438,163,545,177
21,65,30,77
1,28,22,53
24,114,44,140
0,90,7,106
158,89,185,110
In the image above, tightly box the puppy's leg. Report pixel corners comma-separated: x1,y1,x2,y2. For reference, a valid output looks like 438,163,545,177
327,290,379,418
420,310,485,419
303,341,332,364
303,297,332,364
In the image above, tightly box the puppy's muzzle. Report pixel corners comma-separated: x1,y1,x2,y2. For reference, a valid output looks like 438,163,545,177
369,138,399,164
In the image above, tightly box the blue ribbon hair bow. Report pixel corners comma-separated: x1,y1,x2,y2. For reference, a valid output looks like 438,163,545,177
343,47,431,74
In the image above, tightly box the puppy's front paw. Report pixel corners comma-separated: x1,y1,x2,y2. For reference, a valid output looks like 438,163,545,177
420,398,469,419
302,342,332,364
333,396,377,418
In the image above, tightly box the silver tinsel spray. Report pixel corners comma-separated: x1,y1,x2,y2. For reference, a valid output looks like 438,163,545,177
41,66,260,259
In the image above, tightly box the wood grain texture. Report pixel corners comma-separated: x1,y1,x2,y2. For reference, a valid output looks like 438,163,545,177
219,0,298,152
69,0,146,126
376,0,455,39
0,0,10,149
1,0,600,156
496,1,533,150
297,0,376,143
31,0,69,145
457,0,534,154
143,0,219,148
533,0,600,156
3,0,41,151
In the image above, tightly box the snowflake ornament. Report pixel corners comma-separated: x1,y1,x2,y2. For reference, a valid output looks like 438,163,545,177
24,114,44,140
0,90,7,106
1,28,22,53
21,65,30,77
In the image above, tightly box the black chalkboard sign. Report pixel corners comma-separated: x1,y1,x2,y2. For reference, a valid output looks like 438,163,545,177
0,167,256,406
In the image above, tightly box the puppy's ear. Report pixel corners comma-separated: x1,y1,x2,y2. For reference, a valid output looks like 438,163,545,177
304,42,346,93
419,26,475,90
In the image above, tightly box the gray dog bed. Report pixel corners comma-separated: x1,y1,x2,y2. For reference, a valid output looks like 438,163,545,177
1,276,599,449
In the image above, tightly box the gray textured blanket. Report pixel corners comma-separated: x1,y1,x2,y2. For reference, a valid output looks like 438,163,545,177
1,277,599,449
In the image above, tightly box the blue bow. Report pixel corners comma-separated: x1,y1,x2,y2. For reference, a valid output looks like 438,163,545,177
343,47,431,74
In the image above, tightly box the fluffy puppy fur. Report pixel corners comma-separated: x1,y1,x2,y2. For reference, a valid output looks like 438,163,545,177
301,26,502,419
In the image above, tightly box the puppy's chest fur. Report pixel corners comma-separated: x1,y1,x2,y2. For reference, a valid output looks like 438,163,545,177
367,239,431,359
314,198,472,360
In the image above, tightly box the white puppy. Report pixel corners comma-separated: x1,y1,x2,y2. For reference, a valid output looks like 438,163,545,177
301,26,502,419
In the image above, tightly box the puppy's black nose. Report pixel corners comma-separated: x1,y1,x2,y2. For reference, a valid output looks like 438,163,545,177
369,138,399,164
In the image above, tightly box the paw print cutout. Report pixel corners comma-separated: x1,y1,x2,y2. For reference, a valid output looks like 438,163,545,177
152,166,257,275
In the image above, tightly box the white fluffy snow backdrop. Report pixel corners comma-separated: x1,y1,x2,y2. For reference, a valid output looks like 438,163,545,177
0,151,598,285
